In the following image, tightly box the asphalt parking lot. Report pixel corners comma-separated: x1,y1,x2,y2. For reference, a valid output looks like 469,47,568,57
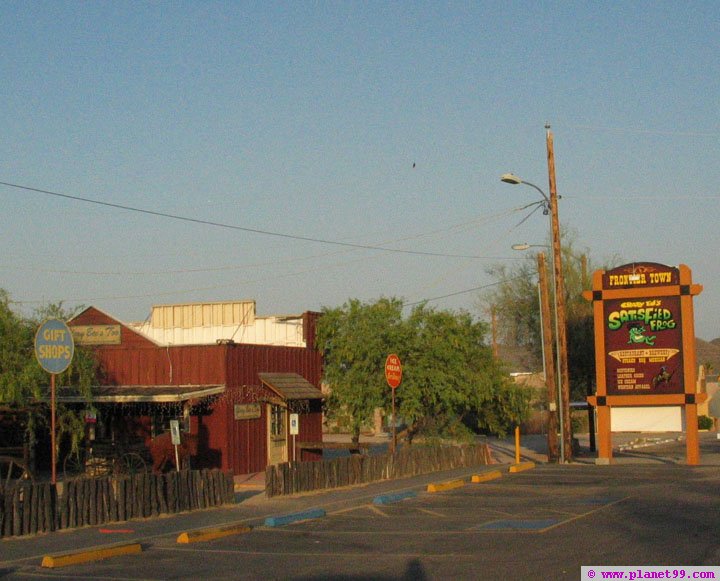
3,434,720,580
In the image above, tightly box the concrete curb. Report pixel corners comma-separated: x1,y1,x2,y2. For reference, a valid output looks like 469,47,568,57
373,491,418,505
427,479,465,493
41,542,142,568
471,470,503,483
177,524,253,543
264,508,326,527
509,462,536,473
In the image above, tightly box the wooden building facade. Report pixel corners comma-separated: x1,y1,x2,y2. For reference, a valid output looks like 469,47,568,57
64,305,324,475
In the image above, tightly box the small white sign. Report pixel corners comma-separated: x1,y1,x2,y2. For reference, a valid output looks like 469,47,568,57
289,413,299,435
170,419,181,445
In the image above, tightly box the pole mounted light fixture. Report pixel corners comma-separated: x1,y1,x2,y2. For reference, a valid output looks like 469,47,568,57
502,173,557,215
511,243,549,251
500,128,573,463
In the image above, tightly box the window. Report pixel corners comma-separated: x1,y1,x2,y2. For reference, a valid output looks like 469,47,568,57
270,405,286,438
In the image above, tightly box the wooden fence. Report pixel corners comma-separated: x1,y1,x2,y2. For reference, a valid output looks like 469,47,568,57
0,469,234,539
266,443,492,497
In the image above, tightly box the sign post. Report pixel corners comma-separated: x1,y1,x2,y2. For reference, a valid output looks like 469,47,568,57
170,419,181,471
385,354,402,454
289,413,299,462
35,318,75,484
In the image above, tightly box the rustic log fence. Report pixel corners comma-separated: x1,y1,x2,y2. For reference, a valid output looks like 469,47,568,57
0,469,234,539
265,443,491,497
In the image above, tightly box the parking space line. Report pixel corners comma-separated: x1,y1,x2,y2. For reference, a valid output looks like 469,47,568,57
367,505,390,517
330,505,371,516
416,508,446,517
156,545,502,559
541,508,585,517
540,496,630,532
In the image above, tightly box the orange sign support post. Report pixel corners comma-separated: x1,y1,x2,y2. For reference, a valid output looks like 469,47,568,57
583,263,704,465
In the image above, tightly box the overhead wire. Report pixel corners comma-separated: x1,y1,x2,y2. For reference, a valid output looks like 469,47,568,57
1,179,532,308
0,180,532,261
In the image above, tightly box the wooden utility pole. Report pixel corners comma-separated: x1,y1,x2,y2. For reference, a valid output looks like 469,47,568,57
581,253,597,453
491,306,499,358
546,126,573,461
537,252,559,462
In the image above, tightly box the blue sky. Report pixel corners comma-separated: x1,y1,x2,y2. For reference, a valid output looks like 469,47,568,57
2,2,719,340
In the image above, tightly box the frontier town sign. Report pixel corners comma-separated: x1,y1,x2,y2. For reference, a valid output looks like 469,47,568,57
583,262,704,465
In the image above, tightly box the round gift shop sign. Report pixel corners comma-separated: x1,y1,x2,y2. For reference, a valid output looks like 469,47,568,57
35,318,75,374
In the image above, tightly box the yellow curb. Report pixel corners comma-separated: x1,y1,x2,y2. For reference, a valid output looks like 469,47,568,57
177,524,252,544
41,543,142,568
471,470,503,483
509,461,536,473
427,479,465,493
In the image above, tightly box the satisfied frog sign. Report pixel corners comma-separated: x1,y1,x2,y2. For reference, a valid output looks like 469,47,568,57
604,295,683,395
584,262,704,464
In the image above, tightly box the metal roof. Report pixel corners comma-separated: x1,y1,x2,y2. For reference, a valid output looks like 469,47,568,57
54,384,226,403
258,373,323,400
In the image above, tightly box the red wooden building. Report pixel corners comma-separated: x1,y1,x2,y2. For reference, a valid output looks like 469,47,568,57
62,303,324,474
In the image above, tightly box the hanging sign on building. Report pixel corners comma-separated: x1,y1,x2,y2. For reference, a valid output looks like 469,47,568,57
234,403,262,420
71,325,122,345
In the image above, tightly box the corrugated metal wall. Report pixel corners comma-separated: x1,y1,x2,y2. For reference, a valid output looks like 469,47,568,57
223,344,323,472
150,301,256,328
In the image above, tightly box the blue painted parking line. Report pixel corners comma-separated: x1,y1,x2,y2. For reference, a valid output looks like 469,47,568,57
373,491,418,505
264,508,326,527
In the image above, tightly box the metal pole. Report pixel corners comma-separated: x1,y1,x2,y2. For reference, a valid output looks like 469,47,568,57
391,388,397,454
51,373,56,484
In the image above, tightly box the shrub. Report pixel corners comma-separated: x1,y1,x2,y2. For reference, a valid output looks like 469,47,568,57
698,415,714,430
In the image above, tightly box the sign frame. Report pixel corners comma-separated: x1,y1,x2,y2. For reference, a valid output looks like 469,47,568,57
583,262,704,465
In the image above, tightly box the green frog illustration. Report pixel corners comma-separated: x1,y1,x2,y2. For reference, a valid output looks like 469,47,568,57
628,325,656,346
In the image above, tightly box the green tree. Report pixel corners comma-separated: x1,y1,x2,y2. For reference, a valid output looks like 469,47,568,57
317,298,531,445
400,304,524,441
0,292,98,457
0,289,46,405
484,231,615,401
316,298,406,445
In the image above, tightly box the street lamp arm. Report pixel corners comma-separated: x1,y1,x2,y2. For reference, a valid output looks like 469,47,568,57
500,173,550,204
521,180,550,204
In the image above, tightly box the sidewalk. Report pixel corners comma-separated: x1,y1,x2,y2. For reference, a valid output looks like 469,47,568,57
490,431,720,465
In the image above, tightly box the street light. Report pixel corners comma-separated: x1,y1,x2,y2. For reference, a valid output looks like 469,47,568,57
512,243,560,463
501,126,572,462
511,243,545,251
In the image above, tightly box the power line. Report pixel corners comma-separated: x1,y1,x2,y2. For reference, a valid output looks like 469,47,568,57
404,276,524,308
560,123,720,138
0,180,531,260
